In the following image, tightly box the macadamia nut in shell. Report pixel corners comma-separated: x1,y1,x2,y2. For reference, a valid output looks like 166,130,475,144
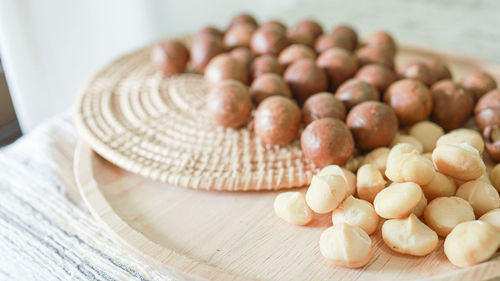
206,80,252,129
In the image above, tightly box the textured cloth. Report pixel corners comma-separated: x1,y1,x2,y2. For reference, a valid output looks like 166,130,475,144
0,114,182,281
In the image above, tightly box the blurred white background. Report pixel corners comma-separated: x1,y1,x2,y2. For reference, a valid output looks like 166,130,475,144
1,0,500,132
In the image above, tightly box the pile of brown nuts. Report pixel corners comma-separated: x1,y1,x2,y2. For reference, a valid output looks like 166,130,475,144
151,13,500,269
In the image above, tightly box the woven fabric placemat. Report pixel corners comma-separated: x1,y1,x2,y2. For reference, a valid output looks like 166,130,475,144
73,42,328,191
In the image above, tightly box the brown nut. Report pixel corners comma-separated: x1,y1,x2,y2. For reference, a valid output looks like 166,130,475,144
432,142,485,181
294,19,323,39
229,13,258,29
356,46,395,69
249,73,292,104
287,29,315,48
364,31,397,57
424,196,475,237
194,26,224,40
206,80,252,129
315,34,353,53
278,44,316,68
302,92,346,126
346,101,398,150
250,26,290,56
409,121,444,153
223,23,255,49
250,54,283,80
384,79,432,125
151,39,189,76
254,96,301,146
204,54,248,85
424,58,452,82
260,20,287,33
335,78,379,110
301,118,354,167
475,89,500,132
355,64,397,93
229,47,255,69
430,80,474,130
484,125,500,162
460,71,497,101
398,62,435,86
284,58,328,104
190,35,225,74
316,48,359,88
331,25,358,52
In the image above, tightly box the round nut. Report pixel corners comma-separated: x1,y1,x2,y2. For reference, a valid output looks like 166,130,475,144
398,62,435,86
385,143,435,185
206,80,252,129
306,174,348,213
250,26,289,56
249,73,292,104
390,134,424,154
229,47,255,69
274,191,313,225
409,121,444,153
254,96,301,146
484,125,500,162
346,101,398,151
436,128,484,155
424,197,475,237
295,19,323,39
356,164,386,203
432,142,485,181
317,165,357,197
461,71,498,101
229,13,258,29
444,220,500,267
151,39,189,76
278,44,316,68
331,25,358,52
335,78,380,110
302,92,346,126
456,180,500,217
382,214,438,256
250,54,283,80
479,208,500,231
332,196,380,235
475,89,500,132
431,80,474,130
355,64,397,93
260,20,287,33
384,79,433,125
319,224,372,268
412,194,428,218
223,23,255,49
205,54,248,84
190,35,225,74
194,26,224,40
301,118,355,168
315,34,353,53
287,29,315,48
284,59,328,104
362,147,390,176
424,58,452,82
356,46,394,69
316,48,359,88
374,182,423,219
421,172,457,200
489,163,500,193
364,31,397,57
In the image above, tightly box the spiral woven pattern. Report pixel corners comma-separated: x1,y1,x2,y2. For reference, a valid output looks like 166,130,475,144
74,45,319,191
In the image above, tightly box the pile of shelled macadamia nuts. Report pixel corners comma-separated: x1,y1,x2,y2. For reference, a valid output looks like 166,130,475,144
151,13,500,269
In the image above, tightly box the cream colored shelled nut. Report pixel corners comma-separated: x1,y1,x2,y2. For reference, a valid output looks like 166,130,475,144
319,223,372,268
331,196,380,235
456,180,500,217
317,165,356,196
385,143,435,185
306,174,348,214
390,134,424,153
382,213,439,256
356,164,386,203
432,142,485,181
423,196,475,237
489,164,500,193
362,147,390,177
412,194,427,217
436,128,484,155
420,172,457,200
409,121,444,153
274,192,313,225
374,182,423,219
444,220,500,267
479,208,500,231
